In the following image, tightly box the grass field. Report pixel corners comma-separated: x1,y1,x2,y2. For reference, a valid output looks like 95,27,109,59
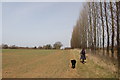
2,49,117,78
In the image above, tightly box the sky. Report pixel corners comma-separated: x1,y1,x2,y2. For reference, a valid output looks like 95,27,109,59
2,2,83,48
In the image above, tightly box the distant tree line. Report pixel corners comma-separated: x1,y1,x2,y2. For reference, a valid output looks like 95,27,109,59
1,41,63,49
71,2,120,57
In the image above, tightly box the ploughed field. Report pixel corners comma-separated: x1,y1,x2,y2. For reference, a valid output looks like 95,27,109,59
2,49,117,78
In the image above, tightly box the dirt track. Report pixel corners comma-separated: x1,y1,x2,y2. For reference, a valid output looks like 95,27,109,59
2,49,117,78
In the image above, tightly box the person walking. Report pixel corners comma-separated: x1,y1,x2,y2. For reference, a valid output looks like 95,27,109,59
80,48,86,64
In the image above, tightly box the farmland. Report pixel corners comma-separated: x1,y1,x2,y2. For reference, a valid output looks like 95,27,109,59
2,49,117,78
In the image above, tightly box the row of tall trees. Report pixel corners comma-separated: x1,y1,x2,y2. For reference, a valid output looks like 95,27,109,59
71,2,120,57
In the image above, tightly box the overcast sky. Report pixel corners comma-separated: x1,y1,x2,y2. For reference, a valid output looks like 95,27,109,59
2,2,83,47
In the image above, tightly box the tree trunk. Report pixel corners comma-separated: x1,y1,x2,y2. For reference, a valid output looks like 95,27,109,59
88,2,93,49
110,2,114,57
93,2,97,50
104,2,110,55
116,2,120,58
100,2,105,53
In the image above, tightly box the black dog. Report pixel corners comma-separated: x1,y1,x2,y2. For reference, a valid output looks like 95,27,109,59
71,59,76,69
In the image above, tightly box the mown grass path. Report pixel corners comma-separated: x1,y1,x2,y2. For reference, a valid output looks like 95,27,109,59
69,49,117,78
2,49,117,78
